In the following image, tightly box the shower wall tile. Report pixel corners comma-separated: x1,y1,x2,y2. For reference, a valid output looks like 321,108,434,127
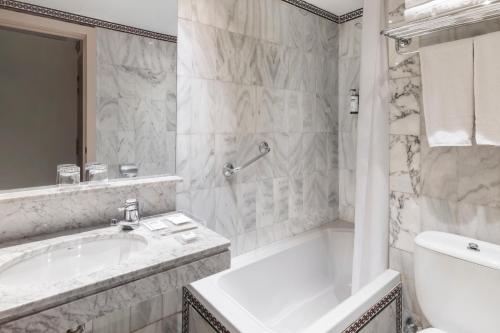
339,18,362,59
177,0,341,252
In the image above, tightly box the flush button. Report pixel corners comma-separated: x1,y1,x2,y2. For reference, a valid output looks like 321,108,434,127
467,242,480,251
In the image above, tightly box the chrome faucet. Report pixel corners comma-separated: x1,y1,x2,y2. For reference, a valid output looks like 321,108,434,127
117,199,140,230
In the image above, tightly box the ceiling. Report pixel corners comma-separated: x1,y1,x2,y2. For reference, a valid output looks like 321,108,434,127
307,0,364,15
21,0,178,36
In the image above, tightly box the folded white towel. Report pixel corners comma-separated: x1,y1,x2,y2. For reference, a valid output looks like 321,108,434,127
474,32,500,146
405,0,433,10
420,39,474,147
404,0,482,22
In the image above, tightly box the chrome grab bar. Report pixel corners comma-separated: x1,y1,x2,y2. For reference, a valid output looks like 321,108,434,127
223,141,271,178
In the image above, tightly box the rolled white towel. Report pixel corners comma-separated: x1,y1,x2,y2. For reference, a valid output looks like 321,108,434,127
404,0,483,22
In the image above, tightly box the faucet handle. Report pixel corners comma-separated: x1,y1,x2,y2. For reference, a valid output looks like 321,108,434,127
119,199,139,211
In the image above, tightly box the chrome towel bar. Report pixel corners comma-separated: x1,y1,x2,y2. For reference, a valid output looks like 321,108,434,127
223,141,271,178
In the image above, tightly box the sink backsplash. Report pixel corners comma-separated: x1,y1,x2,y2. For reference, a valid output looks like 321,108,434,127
0,176,180,244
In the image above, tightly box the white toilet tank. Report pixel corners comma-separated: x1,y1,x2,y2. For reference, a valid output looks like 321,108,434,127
414,231,500,333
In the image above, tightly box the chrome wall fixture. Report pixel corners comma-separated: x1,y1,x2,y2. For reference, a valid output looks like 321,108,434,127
223,141,271,179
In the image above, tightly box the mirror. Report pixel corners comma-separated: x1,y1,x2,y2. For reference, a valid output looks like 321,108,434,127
0,0,177,191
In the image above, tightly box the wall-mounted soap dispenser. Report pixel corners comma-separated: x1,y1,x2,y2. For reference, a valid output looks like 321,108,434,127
349,89,359,114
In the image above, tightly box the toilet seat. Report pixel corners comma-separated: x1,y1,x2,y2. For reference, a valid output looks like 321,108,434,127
418,329,447,333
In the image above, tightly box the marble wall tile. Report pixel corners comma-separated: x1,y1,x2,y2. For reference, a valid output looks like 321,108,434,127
420,136,458,200
257,179,274,228
388,40,421,80
163,288,183,318
190,189,216,230
457,146,500,207
385,0,405,26
92,307,130,333
255,87,286,133
273,177,289,224
189,135,215,190
389,77,421,136
339,131,357,171
130,295,163,332
339,18,362,59
177,0,341,253
390,135,420,195
256,42,289,89
390,192,420,253
456,203,500,245
215,185,241,238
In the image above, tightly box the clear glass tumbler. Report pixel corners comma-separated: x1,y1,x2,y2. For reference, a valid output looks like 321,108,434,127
85,163,108,183
57,164,80,186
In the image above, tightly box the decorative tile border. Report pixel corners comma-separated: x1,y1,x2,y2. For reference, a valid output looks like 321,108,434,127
182,284,402,333
281,1,363,24
340,8,364,23
342,283,403,333
182,287,230,333
282,0,339,22
0,0,177,42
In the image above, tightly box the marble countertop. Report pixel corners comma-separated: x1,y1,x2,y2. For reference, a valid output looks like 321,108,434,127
0,212,230,324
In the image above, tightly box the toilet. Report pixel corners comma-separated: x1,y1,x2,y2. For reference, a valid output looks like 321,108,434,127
414,231,500,333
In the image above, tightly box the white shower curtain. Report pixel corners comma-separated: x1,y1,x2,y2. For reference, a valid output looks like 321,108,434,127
351,0,390,293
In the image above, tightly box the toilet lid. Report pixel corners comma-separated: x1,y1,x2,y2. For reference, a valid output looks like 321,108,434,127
419,329,447,333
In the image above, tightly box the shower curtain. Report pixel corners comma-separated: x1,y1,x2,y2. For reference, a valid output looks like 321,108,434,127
351,0,390,292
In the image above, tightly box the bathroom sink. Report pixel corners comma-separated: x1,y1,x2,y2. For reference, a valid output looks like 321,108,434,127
0,235,148,287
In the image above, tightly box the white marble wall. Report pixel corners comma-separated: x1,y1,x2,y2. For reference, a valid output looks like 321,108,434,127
96,28,177,178
338,18,362,222
386,0,500,327
176,0,340,255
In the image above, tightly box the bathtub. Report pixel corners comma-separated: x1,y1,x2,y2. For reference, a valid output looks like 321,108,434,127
184,223,401,333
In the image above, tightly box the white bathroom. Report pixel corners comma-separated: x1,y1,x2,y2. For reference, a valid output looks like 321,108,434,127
0,0,497,332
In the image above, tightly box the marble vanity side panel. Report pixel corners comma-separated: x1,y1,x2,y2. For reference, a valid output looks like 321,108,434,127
0,251,230,333
0,180,177,243
177,0,341,252
96,28,177,178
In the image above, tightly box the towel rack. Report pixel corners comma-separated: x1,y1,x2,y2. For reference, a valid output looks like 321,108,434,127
223,141,271,178
382,0,500,55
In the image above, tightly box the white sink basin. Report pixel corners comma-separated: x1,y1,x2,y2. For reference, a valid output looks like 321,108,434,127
0,235,148,287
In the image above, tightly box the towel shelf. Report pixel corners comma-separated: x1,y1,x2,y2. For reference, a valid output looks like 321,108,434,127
382,0,500,54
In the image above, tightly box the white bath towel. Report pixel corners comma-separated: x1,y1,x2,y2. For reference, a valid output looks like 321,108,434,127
404,0,482,22
420,38,474,147
474,32,500,146
405,0,433,10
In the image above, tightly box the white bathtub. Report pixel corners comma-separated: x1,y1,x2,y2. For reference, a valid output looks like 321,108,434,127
188,223,401,333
